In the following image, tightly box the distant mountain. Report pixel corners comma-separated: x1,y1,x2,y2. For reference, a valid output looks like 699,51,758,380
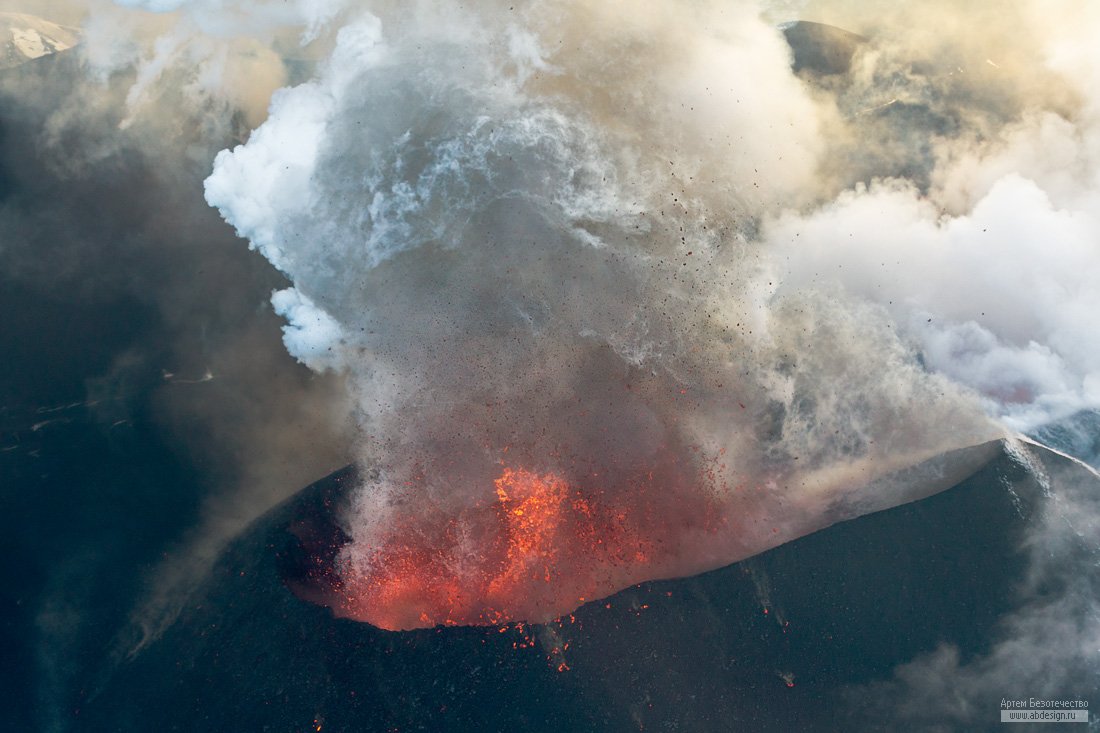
0,12,77,70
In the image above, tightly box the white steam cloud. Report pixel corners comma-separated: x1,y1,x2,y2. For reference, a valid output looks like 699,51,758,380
768,121,1100,431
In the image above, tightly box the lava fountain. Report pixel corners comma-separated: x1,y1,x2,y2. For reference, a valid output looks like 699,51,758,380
336,464,685,629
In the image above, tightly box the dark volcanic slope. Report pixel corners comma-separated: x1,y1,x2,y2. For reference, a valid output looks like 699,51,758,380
75,441,1098,732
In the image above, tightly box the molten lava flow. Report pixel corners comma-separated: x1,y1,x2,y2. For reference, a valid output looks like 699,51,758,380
325,464,667,630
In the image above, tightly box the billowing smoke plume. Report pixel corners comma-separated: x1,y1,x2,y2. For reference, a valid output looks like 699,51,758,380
96,0,1099,630
201,0,1008,629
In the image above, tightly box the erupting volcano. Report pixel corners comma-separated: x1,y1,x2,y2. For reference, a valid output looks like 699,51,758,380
6,0,1100,729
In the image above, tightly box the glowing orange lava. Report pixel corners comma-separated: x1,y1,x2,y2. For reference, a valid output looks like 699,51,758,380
326,464,665,630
